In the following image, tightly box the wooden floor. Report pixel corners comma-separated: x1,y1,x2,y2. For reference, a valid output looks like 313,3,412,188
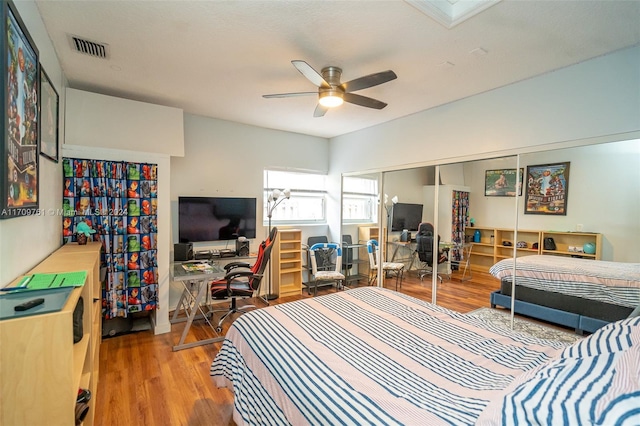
95,270,499,426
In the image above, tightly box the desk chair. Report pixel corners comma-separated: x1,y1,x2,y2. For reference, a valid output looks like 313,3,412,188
366,239,405,290
415,222,448,283
308,243,345,296
210,227,277,332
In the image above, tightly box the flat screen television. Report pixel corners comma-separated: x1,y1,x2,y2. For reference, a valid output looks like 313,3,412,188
391,203,423,232
178,197,257,242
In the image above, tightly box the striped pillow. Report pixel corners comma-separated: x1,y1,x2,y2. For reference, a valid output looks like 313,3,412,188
476,317,640,425
561,316,640,358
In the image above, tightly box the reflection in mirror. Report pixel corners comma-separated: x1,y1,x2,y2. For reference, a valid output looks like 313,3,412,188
340,138,638,320
517,139,638,262
488,138,640,332
461,156,520,270
341,172,382,288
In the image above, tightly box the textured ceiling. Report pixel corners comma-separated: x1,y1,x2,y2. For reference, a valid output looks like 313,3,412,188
36,0,640,139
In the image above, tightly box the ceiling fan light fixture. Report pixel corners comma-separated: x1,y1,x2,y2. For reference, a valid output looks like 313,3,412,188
264,61,395,115
319,90,344,108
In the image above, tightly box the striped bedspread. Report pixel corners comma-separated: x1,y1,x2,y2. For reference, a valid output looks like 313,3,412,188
210,287,566,425
490,255,640,308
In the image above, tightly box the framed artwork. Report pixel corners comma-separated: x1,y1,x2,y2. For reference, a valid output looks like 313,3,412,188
40,67,58,162
1,0,40,219
484,168,523,196
524,162,570,215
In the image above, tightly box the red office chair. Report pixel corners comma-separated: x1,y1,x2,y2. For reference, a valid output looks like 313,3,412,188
210,227,277,332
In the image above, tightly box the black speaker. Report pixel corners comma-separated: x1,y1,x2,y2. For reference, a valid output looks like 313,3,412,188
174,243,193,261
236,240,250,257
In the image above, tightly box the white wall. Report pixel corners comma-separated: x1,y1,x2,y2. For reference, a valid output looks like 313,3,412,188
65,89,185,156
0,1,67,287
169,114,330,307
330,46,640,174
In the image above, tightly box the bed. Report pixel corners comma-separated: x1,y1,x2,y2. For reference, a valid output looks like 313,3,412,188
210,287,639,425
489,255,640,333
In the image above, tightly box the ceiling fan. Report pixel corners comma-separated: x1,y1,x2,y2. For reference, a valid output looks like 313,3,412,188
263,60,397,117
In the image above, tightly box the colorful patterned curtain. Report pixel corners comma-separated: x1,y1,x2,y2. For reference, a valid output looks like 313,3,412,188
450,190,469,267
62,158,158,319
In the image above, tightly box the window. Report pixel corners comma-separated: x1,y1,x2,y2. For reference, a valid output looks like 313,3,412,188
342,176,379,223
264,170,327,224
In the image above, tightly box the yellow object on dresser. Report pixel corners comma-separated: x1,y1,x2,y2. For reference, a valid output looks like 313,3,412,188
0,242,102,426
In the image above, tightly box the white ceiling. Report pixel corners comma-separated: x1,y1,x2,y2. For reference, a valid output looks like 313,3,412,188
36,0,640,139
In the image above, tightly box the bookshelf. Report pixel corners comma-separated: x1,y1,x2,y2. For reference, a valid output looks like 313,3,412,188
273,229,303,297
464,227,602,272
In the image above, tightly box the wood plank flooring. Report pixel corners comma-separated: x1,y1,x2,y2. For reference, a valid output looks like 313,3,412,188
94,270,499,426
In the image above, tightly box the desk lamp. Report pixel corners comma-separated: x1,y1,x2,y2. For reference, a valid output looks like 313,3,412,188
383,194,398,261
264,188,291,302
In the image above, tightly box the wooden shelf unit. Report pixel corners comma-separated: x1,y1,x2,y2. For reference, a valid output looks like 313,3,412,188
464,226,496,272
464,227,602,272
273,229,303,297
493,228,541,261
0,242,102,426
541,231,602,260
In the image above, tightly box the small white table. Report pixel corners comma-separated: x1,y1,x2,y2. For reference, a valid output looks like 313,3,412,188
171,261,225,351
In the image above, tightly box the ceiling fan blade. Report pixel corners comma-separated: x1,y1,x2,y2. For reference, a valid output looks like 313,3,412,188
343,93,388,109
314,104,328,117
292,60,330,89
262,92,317,98
340,70,397,93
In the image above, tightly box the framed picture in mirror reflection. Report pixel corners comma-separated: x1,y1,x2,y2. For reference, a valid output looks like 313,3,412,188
524,162,570,215
484,168,523,197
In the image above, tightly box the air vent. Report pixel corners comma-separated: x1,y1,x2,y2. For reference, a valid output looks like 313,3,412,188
69,35,109,59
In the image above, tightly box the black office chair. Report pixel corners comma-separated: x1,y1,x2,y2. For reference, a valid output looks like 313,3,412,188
210,227,277,332
415,222,448,283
